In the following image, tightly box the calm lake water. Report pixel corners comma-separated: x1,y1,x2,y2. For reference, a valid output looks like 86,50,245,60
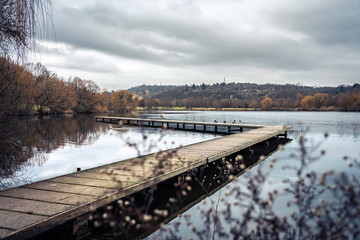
0,114,220,190
146,111,360,239
0,111,359,238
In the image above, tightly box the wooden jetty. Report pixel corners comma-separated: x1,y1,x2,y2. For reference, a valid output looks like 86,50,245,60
0,117,291,240
95,116,268,134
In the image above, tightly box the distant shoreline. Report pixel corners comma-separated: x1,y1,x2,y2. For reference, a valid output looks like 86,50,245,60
137,106,356,112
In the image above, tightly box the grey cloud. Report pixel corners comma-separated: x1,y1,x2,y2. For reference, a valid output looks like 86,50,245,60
40,45,120,74
270,0,360,48
38,0,360,88
53,4,318,72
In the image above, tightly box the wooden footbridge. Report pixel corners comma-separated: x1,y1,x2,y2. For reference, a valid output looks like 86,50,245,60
0,117,291,240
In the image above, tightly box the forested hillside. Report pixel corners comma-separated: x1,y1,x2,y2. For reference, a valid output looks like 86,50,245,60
128,84,177,96
138,82,360,111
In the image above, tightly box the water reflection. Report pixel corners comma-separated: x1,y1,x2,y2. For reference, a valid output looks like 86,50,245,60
0,115,219,190
0,115,107,190
35,136,290,240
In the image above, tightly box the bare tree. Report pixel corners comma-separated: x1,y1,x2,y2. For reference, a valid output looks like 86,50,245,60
0,0,51,59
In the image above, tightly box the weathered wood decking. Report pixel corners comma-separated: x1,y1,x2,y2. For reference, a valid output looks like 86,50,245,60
0,117,291,240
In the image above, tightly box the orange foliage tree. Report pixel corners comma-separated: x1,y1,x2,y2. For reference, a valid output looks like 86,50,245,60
0,57,41,116
337,92,360,111
261,97,273,110
294,93,304,108
111,90,138,112
301,95,315,110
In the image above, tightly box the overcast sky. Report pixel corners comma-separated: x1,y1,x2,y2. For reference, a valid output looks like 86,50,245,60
32,0,360,90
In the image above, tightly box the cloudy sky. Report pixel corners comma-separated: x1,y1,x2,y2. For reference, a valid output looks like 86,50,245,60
32,0,360,90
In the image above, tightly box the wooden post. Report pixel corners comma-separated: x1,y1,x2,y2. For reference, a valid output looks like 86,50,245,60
178,175,185,186
228,126,231,134
240,127,243,132
73,213,91,239
249,147,254,155
215,125,217,133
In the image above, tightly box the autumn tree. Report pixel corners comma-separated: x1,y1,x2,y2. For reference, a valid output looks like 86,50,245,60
295,93,304,108
111,90,138,112
48,80,77,113
11,61,35,114
337,92,360,111
71,77,102,112
301,95,315,110
261,97,273,110
314,93,329,108
95,91,111,112
0,57,34,116
27,63,73,114
275,98,286,108
219,98,230,108
249,99,260,108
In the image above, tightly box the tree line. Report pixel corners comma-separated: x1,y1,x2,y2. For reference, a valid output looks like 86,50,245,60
135,82,360,111
0,57,139,117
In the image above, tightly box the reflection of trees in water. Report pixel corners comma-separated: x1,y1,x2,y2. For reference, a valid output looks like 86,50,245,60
0,114,107,189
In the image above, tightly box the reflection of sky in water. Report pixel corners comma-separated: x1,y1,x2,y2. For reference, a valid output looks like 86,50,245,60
8,126,219,187
1,111,359,237
147,111,360,239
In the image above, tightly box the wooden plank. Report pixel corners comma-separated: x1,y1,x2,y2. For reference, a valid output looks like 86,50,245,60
91,161,184,176
23,182,112,197
0,228,14,239
47,176,128,189
73,171,143,182
0,188,93,205
0,196,71,216
0,210,46,231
